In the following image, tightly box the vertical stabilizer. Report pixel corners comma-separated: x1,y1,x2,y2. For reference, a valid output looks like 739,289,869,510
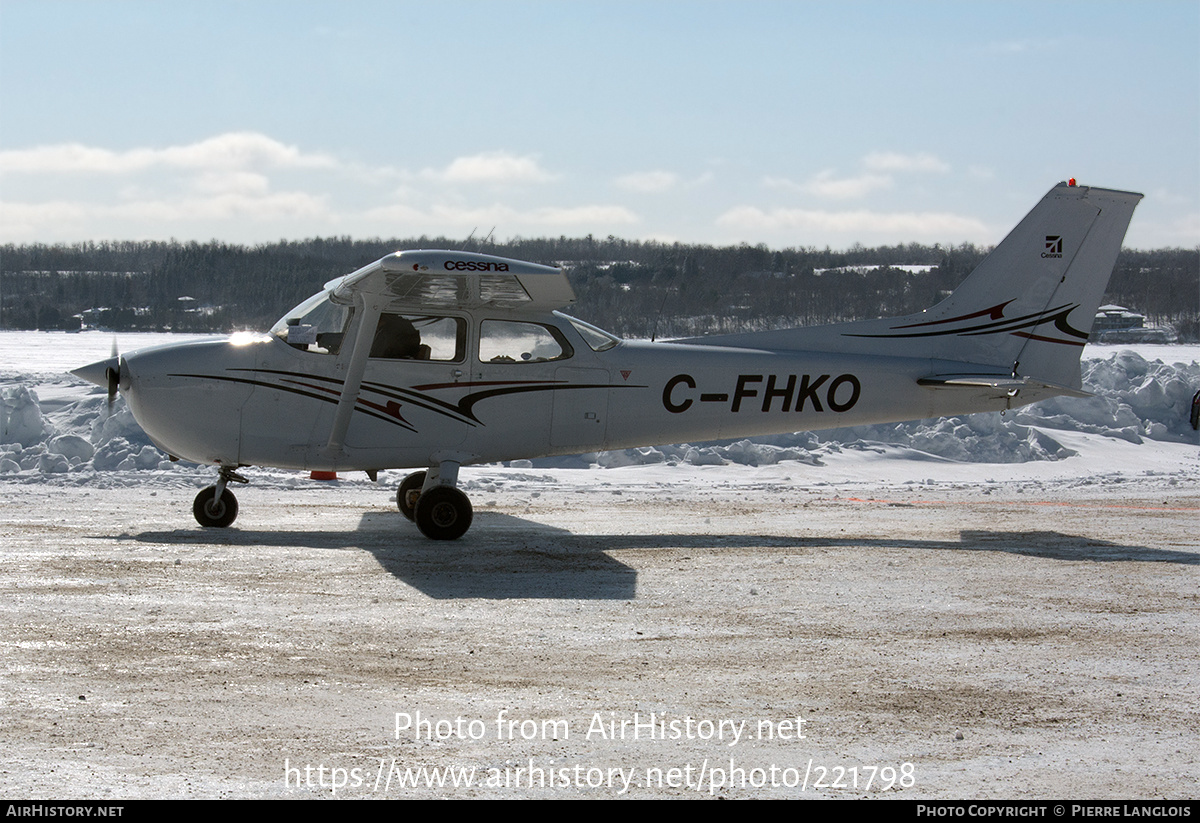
895,182,1143,388
682,183,1143,392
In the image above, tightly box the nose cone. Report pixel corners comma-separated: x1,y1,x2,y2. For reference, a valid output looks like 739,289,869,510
71,356,121,389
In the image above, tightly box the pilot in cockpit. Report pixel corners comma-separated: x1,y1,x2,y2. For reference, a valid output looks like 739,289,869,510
370,313,430,359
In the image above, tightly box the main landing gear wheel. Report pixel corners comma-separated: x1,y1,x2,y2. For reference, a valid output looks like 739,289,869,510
414,486,473,541
396,470,427,522
193,485,239,528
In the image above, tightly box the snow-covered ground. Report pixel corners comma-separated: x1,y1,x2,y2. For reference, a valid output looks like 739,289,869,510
1,330,1197,492
2,331,1197,799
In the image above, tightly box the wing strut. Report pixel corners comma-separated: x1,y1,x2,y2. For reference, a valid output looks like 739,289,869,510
324,299,383,457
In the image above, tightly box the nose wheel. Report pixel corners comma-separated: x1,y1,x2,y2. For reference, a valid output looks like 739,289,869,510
193,486,239,528
194,467,248,528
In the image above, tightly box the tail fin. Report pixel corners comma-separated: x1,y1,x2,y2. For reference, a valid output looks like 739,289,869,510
867,181,1143,389
689,182,1143,391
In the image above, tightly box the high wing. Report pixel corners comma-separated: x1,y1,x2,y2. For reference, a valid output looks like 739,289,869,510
326,250,575,311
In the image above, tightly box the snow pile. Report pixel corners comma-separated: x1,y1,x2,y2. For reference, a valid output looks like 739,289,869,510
1,386,50,448
1,383,182,479
1015,351,1199,443
817,414,1078,464
581,434,825,469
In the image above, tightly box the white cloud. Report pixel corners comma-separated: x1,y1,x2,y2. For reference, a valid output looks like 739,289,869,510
1148,187,1195,208
156,132,338,171
0,132,639,241
0,189,331,242
764,152,950,203
366,202,637,230
0,132,337,174
114,191,329,222
61,191,325,222
0,200,90,240
191,171,272,196
0,132,348,240
862,151,950,174
614,170,678,193
767,170,893,200
1135,211,1200,247
425,151,555,185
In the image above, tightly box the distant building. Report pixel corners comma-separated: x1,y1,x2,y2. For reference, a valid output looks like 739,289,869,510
1093,305,1144,333
1090,305,1177,343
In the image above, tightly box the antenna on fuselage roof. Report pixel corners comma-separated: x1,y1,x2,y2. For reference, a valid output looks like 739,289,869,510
458,227,497,252
649,289,672,342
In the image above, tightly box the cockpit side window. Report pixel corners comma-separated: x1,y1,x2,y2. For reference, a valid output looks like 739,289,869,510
370,314,465,362
478,320,573,364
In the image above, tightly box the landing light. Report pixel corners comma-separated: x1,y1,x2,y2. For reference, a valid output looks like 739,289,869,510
230,331,272,346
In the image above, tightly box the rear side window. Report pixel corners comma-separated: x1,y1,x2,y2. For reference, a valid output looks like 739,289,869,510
478,320,573,363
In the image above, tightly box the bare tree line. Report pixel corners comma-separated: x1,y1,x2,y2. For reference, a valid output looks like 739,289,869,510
1,237,1195,340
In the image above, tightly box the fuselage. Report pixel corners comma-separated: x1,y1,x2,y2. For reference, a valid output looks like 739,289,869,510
112,306,1027,473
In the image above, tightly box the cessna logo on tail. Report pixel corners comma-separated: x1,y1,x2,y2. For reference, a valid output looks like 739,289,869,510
1042,236,1063,258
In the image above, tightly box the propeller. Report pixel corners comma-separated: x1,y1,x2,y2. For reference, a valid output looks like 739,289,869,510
105,337,120,414
70,337,124,417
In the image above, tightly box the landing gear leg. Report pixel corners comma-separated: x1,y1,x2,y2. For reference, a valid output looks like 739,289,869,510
194,467,248,528
412,461,473,540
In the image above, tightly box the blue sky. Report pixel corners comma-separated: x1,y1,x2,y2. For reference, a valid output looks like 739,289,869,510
1,0,1196,249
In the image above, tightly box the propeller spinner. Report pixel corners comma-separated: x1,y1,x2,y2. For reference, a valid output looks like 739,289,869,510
71,344,124,414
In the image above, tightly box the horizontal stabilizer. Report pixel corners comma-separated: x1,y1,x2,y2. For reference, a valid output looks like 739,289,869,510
917,374,1093,398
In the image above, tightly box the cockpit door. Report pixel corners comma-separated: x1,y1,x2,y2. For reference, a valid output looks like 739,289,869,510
343,311,471,451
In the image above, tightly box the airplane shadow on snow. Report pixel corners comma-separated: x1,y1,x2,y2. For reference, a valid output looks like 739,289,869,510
121,508,1196,601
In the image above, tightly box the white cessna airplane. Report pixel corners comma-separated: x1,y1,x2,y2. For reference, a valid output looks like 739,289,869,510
73,181,1141,539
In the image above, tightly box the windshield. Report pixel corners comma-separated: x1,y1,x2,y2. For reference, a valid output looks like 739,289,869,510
558,312,621,352
271,291,353,354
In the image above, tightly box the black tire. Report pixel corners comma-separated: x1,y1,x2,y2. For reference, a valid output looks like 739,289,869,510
193,486,238,528
396,471,427,521
414,487,473,541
